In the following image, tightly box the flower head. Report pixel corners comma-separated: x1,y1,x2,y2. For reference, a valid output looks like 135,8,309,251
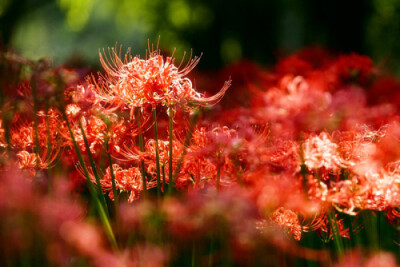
95,47,230,110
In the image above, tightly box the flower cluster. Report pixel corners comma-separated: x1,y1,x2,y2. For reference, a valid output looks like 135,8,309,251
1,46,400,266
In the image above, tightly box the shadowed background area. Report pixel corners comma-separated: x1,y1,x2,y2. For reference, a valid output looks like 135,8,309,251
0,0,399,71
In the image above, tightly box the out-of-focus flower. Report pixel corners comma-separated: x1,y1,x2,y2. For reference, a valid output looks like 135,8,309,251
60,111,110,156
333,249,398,267
270,207,302,241
330,54,374,86
177,126,244,190
276,56,313,77
96,164,157,202
303,132,352,175
0,169,94,265
16,150,58,170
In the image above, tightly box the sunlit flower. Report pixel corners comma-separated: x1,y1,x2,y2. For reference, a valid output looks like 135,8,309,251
94,47,231,110
99,164,157,202
270,207,302,241
303,132,352,174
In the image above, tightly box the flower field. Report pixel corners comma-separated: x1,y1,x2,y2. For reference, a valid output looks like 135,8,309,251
1,46,400,266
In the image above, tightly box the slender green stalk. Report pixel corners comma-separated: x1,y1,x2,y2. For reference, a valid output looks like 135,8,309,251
0,89,13,152
377,211,381,251
62,110,117,249
191,242,196,267
162,164,166,192
136,108,147,193
105,138,119,208
167,109,199,194
44,107,53,162
95,194,118,250
79,121,109,214
348,215,355,248
30,77,41,170
168,107,173,188
327,211,344,257
208,238,214,267
315,169,344,256
1,111,12,151
152,108,161,198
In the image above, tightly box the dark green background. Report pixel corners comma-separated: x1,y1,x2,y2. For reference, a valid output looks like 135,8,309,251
1,0,398,71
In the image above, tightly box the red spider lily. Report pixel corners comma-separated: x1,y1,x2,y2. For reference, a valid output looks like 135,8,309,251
118,139,182,167
302,132,353,175
115,138,183,192
367,77,400,106
270,207,303,241
94,47,231,110
385,208,400,229
250,138,300,174
305,158,400,215
268,207,323,241
176,126,245,190
295,46,333,69
10,115,35,150
329,53,374,86
332,128,383,164
6,45,400,265
250,171,321,216
97,164,157,202
314,213,350,240
107,118,142,155
373,120,400,166
16,149,59,172
10,109,60,151
276,56,313,77
60,111,109,156
8,110,61,176
70,84,101,115
356,163,400,211
275,47,333,78
250,74,332,136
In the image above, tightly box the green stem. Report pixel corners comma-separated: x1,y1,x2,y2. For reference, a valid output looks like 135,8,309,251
377,211,381,251
44,107,53,164
208,238,214,267
96,194,118,250
168,107,173,191
105,138,119,208
79,121,108,214
136,108,147,194
191,242,196,267
327,211,344,257
162,164,166,192
167,109,199,195
30,76,41,170
152,108,161,198
348,215,355,248
62,110,117,249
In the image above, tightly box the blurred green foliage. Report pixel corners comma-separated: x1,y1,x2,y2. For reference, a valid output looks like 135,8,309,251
0,0,399,72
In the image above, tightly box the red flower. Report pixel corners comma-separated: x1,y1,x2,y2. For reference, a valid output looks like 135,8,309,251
330,53,374,86
95,47,231,110
270,207,302,241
